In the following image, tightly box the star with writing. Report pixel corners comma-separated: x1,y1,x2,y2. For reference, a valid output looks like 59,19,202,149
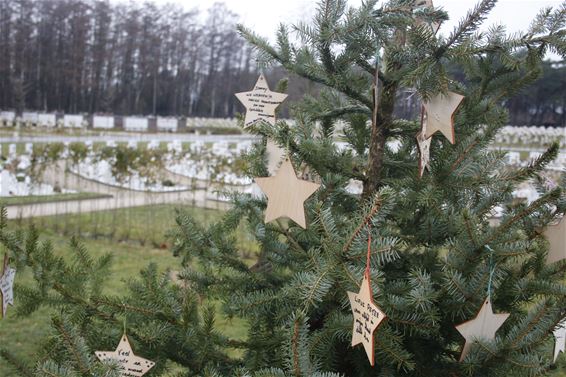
347,271,387,366
0,254,15,318
235,74,287,128
95,334,155,376
554,318,566,363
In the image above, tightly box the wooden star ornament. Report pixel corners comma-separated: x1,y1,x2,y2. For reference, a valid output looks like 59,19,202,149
544,217,566,265
553,318,566,363
95,334,155,376
416,109,432,177
455,297,510,361
347,272,387,366
235,74,288,128
422,91,464,144
0,254,16,318
255,158,320,229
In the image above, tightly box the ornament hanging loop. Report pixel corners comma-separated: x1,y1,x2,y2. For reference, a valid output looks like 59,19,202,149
365,225,372,278
485,245,496,298
123,304,127,335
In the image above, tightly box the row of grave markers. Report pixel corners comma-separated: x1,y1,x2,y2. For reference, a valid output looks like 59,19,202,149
2,139,254,157
0,111,239,132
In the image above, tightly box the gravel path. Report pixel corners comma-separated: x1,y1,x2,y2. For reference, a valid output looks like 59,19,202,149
5,161,237,219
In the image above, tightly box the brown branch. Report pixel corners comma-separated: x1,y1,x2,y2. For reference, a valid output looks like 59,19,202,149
343,195,383,253
53,319,91,376
463,216,479,248
508,302,551,350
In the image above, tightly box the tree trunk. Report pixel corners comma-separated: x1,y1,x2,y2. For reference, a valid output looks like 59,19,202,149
363,78,397,198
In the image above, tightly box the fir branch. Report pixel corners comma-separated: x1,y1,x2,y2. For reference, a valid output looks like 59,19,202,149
507,142,560,183
462,214,480,249
507,300,551,350
273,220,308,255
480,188,562,248
343,194,383,253
0,348,34,377
310,105,372,120
292,318,301,377
450,139,481,174
93,297,179,325
440,0,498,53
341,264,361,286
52,317,92,376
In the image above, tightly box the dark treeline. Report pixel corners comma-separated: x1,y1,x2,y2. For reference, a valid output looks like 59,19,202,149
0,0,563,126
395,61,565,127
0,0,263,117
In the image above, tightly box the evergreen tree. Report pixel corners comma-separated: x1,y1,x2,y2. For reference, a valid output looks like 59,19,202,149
1,0,566,376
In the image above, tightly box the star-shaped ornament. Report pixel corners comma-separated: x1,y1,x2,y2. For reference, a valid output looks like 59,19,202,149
347,272,387,366
455,297,510,361
0,256,16,318
544,217,566,265
553,318,566,363
255,158,320,229
422,91,464,144
95,334,155,376
235,74,288,128
416,110,432,177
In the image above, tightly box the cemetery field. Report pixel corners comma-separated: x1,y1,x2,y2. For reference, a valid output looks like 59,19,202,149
0,204,253,376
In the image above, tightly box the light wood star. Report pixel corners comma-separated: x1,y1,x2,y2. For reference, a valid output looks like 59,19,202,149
553,318,566,363
347,273,387,366
455,297,510,362
544,217,566,265
255,159,320,228
416,110,432,177
95,334,155,376
422,91,464,144
235,74,288,128
0,267,15,318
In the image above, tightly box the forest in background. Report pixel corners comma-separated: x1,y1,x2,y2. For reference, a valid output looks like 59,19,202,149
0,0,563,126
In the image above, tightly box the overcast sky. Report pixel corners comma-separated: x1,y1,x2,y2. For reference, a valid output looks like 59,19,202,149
152,0,563,39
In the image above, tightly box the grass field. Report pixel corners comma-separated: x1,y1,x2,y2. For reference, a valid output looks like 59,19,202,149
9,204,227,247
0,204,251,376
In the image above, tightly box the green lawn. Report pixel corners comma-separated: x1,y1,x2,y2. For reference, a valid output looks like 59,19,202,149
0,204,252,376
0,192,111,206
10,204,225,248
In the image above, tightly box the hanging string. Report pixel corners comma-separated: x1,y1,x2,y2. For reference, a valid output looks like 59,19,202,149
485,245,496,298
372,46,380,128
365,226,372,278
123,305,127,335
256,58,263,75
